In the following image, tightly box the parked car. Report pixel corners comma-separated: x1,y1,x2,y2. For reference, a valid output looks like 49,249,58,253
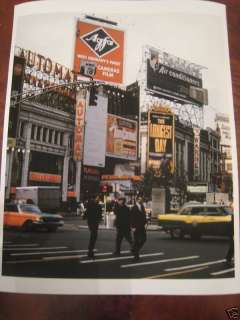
158,203,233,240
4,203,64,232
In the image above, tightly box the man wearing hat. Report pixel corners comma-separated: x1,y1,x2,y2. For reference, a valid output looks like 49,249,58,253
113,197,132,256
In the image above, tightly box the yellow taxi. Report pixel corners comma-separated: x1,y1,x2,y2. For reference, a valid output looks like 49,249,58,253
158,203,233,240
4,203,64,232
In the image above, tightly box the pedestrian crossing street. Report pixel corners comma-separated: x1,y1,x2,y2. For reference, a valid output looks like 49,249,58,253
2,241,234,278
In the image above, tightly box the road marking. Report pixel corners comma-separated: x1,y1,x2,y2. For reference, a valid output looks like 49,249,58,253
146,266,208,279
4,244,39,248
43,252,112,261
11,250,98,256
165,259,226,272
3,246,68,251
5,252,112,264
121,255,199,268
211,268,235,276
81,252,164,264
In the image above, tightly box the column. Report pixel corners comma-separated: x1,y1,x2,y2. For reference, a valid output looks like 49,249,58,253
62,133,70,202
57,132,61,145
75,161,82,203
46,128,49,143
5,149,15,199
21,122,32,187
40,127,44,142
34,125,38,140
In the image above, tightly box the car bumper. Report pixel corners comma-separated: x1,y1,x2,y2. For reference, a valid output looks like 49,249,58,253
33,221,64,228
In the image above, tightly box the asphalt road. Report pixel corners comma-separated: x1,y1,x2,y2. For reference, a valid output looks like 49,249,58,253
1,218,235,279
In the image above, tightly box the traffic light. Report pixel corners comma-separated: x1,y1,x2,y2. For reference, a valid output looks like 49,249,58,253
101,184,113,194
101,184,108,193
89,86,98,106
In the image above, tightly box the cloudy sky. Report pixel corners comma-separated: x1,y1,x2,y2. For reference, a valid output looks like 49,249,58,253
14,0,233,128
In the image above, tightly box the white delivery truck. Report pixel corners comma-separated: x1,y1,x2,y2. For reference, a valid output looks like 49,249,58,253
16,186,61,213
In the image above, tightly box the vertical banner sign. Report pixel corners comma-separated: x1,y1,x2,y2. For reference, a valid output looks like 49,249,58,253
74,20,125,84
148,111,174,177
193,127,201,180
83,94,108,167
74,89,87,161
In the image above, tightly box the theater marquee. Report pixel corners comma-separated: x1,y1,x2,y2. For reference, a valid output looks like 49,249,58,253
148,109,175,176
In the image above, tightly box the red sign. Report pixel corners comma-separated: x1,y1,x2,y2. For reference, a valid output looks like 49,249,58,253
74,20,125,84
74,90,86,161
29,172,62,184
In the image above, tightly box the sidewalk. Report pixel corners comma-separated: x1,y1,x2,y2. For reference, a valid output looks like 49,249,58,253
61,214,162,232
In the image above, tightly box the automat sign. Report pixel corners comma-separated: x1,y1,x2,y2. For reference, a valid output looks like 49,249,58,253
74,89,87,161
74,20,125,84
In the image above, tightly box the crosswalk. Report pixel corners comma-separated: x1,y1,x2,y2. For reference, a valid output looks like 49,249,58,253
2,241,235,278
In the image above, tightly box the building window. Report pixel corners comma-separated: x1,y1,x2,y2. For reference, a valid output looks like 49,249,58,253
60,132,64,146
49,129,53,144
36,126,41,141
54,131,58,145
43,128,48,142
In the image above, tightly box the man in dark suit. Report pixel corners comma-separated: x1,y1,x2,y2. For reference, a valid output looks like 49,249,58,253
113,197,132,256
131,196,147,261
85,195,102,258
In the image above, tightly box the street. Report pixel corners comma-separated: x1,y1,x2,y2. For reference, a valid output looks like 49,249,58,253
1,218,234,279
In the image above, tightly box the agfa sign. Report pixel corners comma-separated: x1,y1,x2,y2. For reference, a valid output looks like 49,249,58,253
74,20,125,84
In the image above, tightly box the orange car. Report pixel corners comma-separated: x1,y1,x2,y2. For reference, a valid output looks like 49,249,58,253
4,203,64,232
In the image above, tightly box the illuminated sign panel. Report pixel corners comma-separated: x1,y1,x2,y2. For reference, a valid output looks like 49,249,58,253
148,111,175,177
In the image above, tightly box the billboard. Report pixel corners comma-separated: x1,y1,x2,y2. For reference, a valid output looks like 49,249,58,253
106,114,138,160
146,48,208,106
74,20,125,84
83,94,108,167
148,110,175,176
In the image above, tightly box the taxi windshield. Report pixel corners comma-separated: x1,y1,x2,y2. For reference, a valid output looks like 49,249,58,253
19,204,42,214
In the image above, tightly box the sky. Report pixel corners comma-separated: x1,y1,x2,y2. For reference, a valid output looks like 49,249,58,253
14,3,232,129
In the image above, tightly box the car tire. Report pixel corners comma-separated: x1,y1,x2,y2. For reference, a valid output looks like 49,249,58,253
170,228,184,239
190,228,201,240
47,226,57,232
22,220,33,232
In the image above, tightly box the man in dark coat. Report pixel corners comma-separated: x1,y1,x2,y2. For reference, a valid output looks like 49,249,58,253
85,195,102,258
113,197,132,256
131,196,147,261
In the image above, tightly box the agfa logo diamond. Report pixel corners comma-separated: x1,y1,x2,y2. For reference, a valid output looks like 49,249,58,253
80,27,119,58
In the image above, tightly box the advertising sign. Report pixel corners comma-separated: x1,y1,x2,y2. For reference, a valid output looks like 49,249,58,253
146,48,207,106
148,111,174,176
14,47,76,98
106,114,138,160
74,20,125,84
29,172,62,184
73,89,87,161
193,127,201,180
83,94,108,167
